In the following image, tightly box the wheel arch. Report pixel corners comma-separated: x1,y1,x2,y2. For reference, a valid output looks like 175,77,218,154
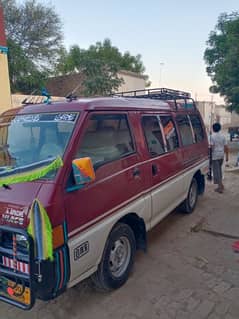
117,213,147,252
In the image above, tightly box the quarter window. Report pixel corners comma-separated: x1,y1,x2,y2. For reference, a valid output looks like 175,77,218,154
142,116,165,156
77,114,134,167
189,115,204,142
176,115,194,146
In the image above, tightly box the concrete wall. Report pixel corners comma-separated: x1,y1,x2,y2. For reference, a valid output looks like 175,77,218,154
116,70,146,92
196,101,216,127
196,101,232,128
215,105,232,127
0,53,11,111
230,112,239,126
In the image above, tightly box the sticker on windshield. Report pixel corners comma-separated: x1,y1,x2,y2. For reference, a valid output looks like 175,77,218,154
54,113,77,122
11,113,77,124
12,115,40,123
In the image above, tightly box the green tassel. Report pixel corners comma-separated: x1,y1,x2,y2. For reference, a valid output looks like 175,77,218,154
28,199,53,261
0,157,63,187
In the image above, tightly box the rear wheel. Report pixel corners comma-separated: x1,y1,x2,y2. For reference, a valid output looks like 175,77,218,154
92,223,136,291
180,178,198,214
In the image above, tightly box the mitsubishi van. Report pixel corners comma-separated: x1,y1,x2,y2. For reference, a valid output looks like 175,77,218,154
0,88,208,309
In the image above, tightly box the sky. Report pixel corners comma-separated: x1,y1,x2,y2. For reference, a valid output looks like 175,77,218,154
39,0,239,103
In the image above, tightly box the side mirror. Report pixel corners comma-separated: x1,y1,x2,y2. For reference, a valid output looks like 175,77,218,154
72,157,95,186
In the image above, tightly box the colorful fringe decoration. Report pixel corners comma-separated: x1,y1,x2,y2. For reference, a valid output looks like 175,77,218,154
0,156,63,187
27,199,53,261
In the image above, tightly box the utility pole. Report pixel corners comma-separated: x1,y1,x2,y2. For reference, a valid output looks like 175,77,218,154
0,6,11,111
159,62,164,87
210,95,214,129
207,95,214,181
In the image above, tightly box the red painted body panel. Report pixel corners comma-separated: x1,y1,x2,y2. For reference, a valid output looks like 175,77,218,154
64,153,147,233
0,97,208,235
0,182,42,228
63,110,149,234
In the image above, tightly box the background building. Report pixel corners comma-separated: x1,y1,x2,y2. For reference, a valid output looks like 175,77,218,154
196,100,233,129
46,70,147,97
0,6,11,111
196,101,215,128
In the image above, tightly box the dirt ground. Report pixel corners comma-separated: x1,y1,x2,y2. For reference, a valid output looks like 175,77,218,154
1,150,239,319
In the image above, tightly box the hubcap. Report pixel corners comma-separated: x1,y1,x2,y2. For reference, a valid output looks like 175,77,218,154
109,236,131,278
189,181,197,208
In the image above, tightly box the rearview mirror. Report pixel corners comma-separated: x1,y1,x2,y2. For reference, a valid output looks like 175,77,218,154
72,157,95,186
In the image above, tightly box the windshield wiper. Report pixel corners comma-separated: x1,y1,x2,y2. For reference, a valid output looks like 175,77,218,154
0,157,57,178
2,184,11,190
0,166,13,172
0,156,63,188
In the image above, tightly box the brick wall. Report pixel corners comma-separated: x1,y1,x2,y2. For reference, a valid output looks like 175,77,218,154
0,7,6,47
46,70,146,97
46,73,85,97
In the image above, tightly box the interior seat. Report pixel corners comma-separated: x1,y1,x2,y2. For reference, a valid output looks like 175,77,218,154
39,127,63,160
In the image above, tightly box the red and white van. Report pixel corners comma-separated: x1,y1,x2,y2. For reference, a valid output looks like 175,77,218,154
0,88,208,309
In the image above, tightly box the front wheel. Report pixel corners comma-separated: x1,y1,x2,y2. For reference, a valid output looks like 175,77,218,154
92,223,136,291
180,177,198,214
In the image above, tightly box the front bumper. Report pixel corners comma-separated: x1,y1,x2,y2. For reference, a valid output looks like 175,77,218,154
0,223,71,310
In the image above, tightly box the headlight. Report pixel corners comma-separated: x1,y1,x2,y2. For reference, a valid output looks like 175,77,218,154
16,234,29,251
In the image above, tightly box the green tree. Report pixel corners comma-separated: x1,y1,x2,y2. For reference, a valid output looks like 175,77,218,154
204,12,239,112
1,0,63,93
7,39,48,93
56,39,150,96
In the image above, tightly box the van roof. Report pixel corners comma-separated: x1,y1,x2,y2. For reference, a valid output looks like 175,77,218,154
1,96,197,117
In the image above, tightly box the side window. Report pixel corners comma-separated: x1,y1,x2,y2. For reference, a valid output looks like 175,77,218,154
189,115,204,143
176,115,194,146
76,114,134,167
160,116,179,151
142,116,165,156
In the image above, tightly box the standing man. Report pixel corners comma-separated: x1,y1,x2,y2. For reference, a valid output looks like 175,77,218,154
211,122,229,193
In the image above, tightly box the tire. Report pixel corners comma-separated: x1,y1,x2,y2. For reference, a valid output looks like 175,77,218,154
92,223,136,291
180,177,198,214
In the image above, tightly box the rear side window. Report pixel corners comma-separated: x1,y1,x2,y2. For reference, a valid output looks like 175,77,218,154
176,115,194,146
160,116,179,151
77,114,134,167
189,115,204,142
142,116,165,156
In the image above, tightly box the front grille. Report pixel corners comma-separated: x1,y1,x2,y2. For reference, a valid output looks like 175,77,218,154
2,256,30,274
0,229,29,274
0,226,35,309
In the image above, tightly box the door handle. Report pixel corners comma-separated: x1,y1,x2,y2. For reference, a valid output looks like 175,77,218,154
152,164,158,175
132,167,140,177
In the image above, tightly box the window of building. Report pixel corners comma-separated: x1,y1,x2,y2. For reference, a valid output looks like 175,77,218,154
76,114,134,167
176,115,194,146
160,116,179,151
189,115,204,143
142,116,165,156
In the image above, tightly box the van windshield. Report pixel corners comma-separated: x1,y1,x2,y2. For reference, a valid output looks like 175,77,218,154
0,112,78,176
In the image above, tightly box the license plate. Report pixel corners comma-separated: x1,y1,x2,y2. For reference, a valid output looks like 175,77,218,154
0,279,31,305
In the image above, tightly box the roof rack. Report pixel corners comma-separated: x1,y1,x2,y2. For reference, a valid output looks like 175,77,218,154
112,87,196,110
21,88,52,105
